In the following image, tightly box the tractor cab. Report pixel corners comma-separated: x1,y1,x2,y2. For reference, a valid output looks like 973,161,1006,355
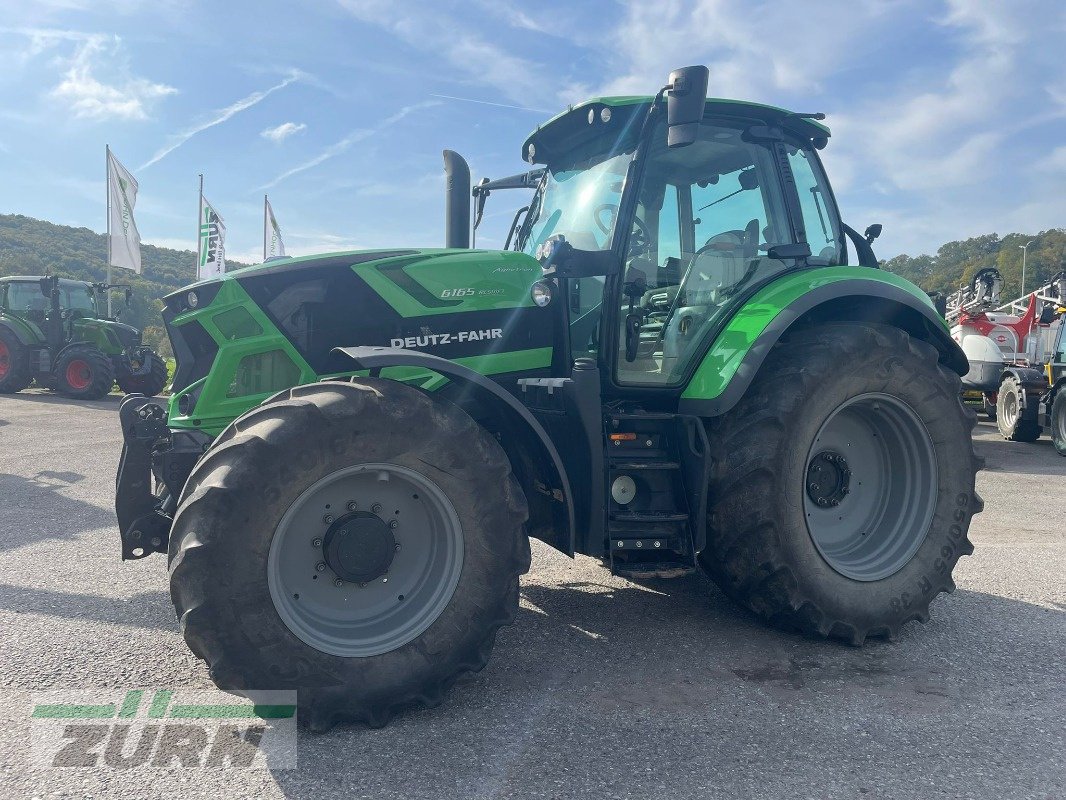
1,276,97,329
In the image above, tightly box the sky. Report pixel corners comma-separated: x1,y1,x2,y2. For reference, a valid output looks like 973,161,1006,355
0,0,1063,265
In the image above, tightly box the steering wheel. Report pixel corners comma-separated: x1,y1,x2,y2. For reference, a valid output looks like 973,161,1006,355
595,204,653,259
694,218,760,259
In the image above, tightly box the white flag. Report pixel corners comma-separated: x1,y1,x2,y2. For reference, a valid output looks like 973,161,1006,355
198,196,226,279
107,150,141,273
264,197,286,260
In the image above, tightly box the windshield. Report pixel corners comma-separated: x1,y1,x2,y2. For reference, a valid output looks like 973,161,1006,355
64,284,97,313
519,150,634,256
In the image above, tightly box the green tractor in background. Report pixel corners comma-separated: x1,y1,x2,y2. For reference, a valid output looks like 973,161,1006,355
116,66,983,730
0,274,168,400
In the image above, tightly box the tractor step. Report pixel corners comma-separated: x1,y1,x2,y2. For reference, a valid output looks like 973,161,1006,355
610,536,684,551
608,460,680,471
610,511,689,523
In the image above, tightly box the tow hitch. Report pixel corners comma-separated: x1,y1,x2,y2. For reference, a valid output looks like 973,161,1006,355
115,395,172,559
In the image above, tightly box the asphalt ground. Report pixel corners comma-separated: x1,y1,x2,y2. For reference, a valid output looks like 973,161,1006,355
0,389,1063,800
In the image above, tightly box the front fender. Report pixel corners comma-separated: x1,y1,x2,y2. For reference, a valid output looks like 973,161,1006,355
679,268,968,416
333,345,576,556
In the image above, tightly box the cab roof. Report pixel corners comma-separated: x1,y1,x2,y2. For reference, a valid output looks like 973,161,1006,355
0,275,89,287
522,96,831,167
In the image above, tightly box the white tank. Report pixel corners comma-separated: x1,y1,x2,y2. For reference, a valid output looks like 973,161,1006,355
956,333,1004,391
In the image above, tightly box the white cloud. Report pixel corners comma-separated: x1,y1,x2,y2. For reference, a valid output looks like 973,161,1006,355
261,121,307,142
336,0,550,104
42,33,176,121
259,101,437,189
141,70,303,169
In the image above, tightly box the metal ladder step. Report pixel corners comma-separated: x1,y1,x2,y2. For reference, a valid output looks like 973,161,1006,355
608,460,681,471
609,511,689,524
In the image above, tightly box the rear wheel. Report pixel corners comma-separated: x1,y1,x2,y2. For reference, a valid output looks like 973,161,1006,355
699,322,982,645
1051,390,1066,457
0,329,31,393
169,380,530,730
116,351,168,396
55,345,115,400
996,375,1041,442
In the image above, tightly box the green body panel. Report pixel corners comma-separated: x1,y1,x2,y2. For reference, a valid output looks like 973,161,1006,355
356,249,542,317
165,251,552,436
0,309,42,343
70,317,125,354
681,267,940,402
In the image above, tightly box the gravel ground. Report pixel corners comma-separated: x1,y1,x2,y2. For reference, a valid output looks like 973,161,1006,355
0,390,1063,800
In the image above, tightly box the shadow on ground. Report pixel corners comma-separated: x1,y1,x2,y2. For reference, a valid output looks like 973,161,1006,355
0,472,114,553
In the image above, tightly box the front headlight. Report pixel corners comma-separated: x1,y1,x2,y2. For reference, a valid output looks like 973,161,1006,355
530,281,553,308
186,290,200,309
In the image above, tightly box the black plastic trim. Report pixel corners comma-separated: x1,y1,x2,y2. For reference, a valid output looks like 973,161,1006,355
333,346,576,555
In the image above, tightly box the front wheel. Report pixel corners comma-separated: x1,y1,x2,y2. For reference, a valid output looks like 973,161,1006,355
168,380,530,730
996,375,1041,442
0,329,31,393
700,323,982,645
116,351,168,396
55,345,115,400
1051,390,1066,457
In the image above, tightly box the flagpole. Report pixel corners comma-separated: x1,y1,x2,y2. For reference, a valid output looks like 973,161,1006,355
196,173,204,281
263,194,268,262
105,145,113,318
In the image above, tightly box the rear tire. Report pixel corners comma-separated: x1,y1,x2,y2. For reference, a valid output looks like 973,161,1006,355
699,322,982,645
1051,390,1066,457
169,380,530,730
55,345,114,400
0,329,31,393
996,375,1041,442
116,352,168,396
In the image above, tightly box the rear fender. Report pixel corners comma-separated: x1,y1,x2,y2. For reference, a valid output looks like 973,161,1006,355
679,272,968,416
333,346,576,556
0,316,38,345
1000,366,1048,408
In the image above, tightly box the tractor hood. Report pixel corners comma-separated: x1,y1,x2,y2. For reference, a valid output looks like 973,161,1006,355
162,248,555,432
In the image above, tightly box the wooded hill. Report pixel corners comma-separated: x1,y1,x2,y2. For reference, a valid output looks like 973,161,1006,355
2,213,1064,353
0,213,248,355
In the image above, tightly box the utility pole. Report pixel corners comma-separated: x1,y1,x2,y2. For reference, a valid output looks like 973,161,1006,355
1019,240,1035,297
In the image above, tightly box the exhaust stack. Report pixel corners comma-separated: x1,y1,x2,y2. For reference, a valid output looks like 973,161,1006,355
443,150,471,249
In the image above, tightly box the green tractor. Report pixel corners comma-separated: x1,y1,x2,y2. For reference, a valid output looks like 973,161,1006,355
116,67,983,730
0,275,168,400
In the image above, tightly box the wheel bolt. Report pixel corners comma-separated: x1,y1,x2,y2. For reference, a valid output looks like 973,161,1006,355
334,578,344,587
394,542,401,551
382,577,389,583
312,537,323,548
316,562,326,572
371,503,382,514
809,483,818,491
347,501,358,511
389,519,399,529
323,515,334,524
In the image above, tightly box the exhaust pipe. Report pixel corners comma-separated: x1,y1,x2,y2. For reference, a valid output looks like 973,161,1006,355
443,149,471,249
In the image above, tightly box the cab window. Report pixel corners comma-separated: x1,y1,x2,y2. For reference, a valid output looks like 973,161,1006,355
787,146,842,265
616,122,797,386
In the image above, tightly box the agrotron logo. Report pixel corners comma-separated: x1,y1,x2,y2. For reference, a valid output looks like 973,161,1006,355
30,689,297,770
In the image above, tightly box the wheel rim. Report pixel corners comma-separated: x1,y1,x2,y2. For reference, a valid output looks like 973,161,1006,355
267,462,464,657
803,392,938,581
65,360,92,390
1057,400,1066,443
0,340,9,380
1001,385,1019,429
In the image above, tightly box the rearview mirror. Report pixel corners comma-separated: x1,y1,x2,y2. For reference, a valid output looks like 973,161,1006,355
864,224,883,244
666,65,709,148
39,276,55,297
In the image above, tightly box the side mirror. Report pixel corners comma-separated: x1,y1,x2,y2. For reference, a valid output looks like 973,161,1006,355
39,277,53,297
125,288,133,307
666,65,709,148
864,224,883,244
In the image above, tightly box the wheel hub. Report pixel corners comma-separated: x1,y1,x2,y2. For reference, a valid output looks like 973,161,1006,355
806,450,851,507
322,511,396,583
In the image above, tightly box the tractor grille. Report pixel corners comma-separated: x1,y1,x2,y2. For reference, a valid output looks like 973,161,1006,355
164,313,218,393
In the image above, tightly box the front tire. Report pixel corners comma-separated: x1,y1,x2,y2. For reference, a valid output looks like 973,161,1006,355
1051,390,1066,457
996,375,1041,442
169,380,530,730
55,345,114,400
699,323,982,645
116,351,168,396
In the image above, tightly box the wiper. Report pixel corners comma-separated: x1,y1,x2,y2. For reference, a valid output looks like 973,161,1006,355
809,186,831,244
697,187,744,212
